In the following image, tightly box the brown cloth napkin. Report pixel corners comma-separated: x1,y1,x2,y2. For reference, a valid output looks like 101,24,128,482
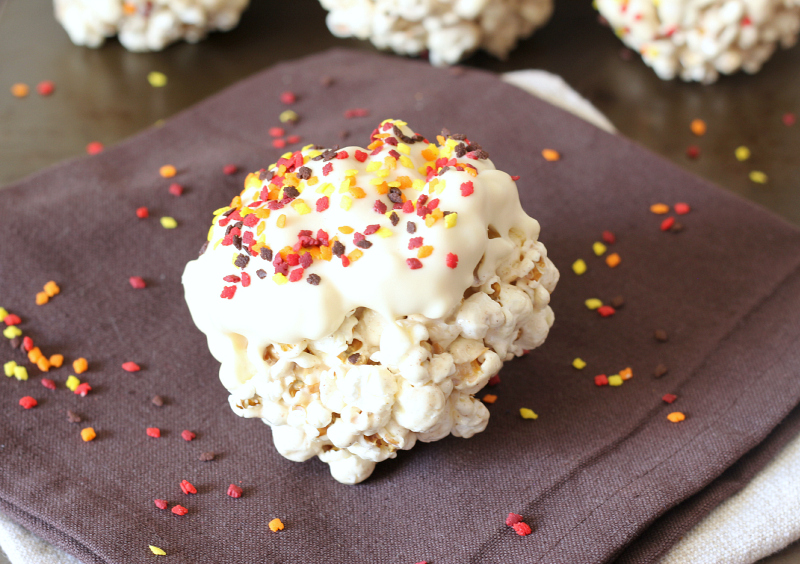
1,48,800,564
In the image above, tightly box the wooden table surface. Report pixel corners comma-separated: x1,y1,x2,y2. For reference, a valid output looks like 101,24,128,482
0,0,798,562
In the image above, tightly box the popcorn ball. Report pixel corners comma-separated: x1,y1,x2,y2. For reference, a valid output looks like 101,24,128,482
53,0,251,51
596,0,800,83
318,0,554,66
183,119,559,484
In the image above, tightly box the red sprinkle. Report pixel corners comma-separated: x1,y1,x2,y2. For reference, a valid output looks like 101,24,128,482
41,378,56,390
662,393,677,404
674,203,690,215
272,138,287,149
597,305,616,317
223,275,241,283
406,258,423,270
595,374,609,386
287,135,301,144
602,230,616,244
36,80,55,96
154,499,168,510
316,196,330,212
22,336,33,352
180,480,197,495
446,253,458,269
289,268,304,283
354,150,368,162
460,181,474,197
122,362,140,372
19,396,37,409
269,127,285,137
510,175,520,181
280,91,296,104
146,427,161,438
220,285,237,299
783,113,796,126
344,108,369,119
336,150,349,159
686,145,700,159
241,272,251,287
136,207,149,219
86,141,104,155
171,505,188,516
168,183,184,196
341,256,350,268
512,522,532,536
506,513,524,526
661,217,675,231
4,314,21,326
223,164,238,175
322,163,333,176
181,430,196,441
488,374,501,386
408,237,423,250
74,383,92,397
129,276,146,289
227,484,243,498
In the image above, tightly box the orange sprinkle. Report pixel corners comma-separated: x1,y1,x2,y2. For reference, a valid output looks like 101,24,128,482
35,292,49,306
667,412,686,423
482,394,498,404
338,226,354,234
43,280,60,297
276,214,286,228
28,347,43,363
606,253,621,268
347,249,363,262
417,246,434,259
81,427,97,442
268,518,284,532
49,354,64,368
425,215,437,228
542,149,560,161
73,357,88,374
650,203,670,214
159,165,177,178
122,2,137,15
619,367,633,380
690,119,707,136
349,186,366,199
36,357,51,372
374,181,389,195
421,148,437,161
10,83,29,98
320,245,332,261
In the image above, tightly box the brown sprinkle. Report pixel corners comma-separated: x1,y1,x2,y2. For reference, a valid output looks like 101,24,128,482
151,395,165,407
66,410,82,424
654,329,669,342
610,296,625,309
347,353,361,365
654,364,669,378
199,452,215,462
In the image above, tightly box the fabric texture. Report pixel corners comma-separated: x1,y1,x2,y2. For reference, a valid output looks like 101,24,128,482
1,49,800,564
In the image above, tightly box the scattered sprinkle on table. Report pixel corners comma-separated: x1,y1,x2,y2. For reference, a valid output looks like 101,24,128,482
122,362,140,372
35,291,49,305
86,141,104,155
608,374,623,386
488,374,500,386
661,217,675,231
654,329,668,342
66,375,80,391
541,148,560,161
171,505,188,516
44,281,60,297
512,522,532,536
10,83,29,98
605,253,621,268
199,452,215,461
610,296,625,308
482,394,498,404
735,146,751,161
73,357,88,374
269,518,285,532
67,410,81,423
74,382,92,397
181,430,196,441
595,374,608,386
783,112,796,126
41,378,56,390
686,145,700,159
280,91,296,104
650,203,669,214
152,395,164,406
81,427,96,442
180,479,197,494
506,513,523,526
146,427,161,438
160,216,178,229
662,393,677,404
223,164,238,175
592,242,606,256
149,545,166,556
602,230,616,244
519,408,538,420
572,358,586,370
619,367,633,380
749,171,768,184
597,305,615,317
572,259,587,275
36,80,55,96
129,276,146,289
135,207,149,219
690,119,707,136
279,110,298,123
674,202,691,215
168,183,184,196
585,298,602,310
227,484,243,498
147,71,167,88
154,499,168,510
159,165,177,178
654,364,668,378
19,396,37,409
667,412,686,423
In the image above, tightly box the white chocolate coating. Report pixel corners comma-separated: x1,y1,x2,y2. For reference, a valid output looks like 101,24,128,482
53,0,250,51
182,120,558,483
596,0,800,83
319,0,553,66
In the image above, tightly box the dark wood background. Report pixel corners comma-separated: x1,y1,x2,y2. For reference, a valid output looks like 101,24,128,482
0,0,798,562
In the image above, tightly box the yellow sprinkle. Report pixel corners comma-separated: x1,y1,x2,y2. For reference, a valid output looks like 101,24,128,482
542,149,561,161
255,208,270,219
376,227,392,238
338,226,353,234
592,242,607,256
425,216,437,228
572,259,587,275
690,119,706,136
411,179,425,191
340,195,353,211
279,110,298,123
369,178,385,186
14,366,28,381
273,273,288,285
0,308,6,319
269,518,285,532
608,375,623,386
397,143,410,155
291,199,311,215
572,358,586,370
375,169,390,178
4,361,16,377
667,412,686,423
366,161,381,173
244,173,261,191
735,146,751,161
749,171,768,184
650,203,669,214
280,152,292,160
444,213,457,229
519,408,538,420
276,214,287,228
347,249,363,262
585,298,603,310
207,226,214,241
81,427,97,442
160,217,177,229
66,375,80,391
399,156,415,169
256,223,266,236
3,326,22,339
149,545,166,556
345,169,359,177
417,246,433,259
213,206,230,216
147,71,168,87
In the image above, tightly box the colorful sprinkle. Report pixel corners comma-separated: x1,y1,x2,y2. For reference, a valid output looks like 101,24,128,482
541,149,560,161
19,396,37,409
86,142,104,155
674,203,690,215
44,280,60,297
585,299,602,310
519,408,538,420
594,374,608,386
41,378,56,390
149,545,166,556
749,171,768,184
147,71,168,88
122,362,141,372
690,119,706,136
597,305,616,317
159,165,177,178
735,146,751,161
482,394,498,404
73,357,88,374
662,393,677,404
686,145,700,159
66,375,80,391
605,253,621,268
602,231,616,245
136,207,149,219
279,110,299,123
36,80,55,96
35,292,49,305
782,113,796,126
572,358,586,370
171,505,188,516
592,242,607,256
619,367,633,380
10,83,29,98
223,164,238,175
512,522,532,536
572,259,587,275
660,217,675,231
146,427,161,438
650,203,669,214
81,427,96,442
667,412,685,423
227,484,243,498
280,91,296,104
506,513,524,526
269,518,285,532
180,480,197,495
160,216,178,229
608,374,623,386
154,499,168,510
129,276,146,289
74,383,92,397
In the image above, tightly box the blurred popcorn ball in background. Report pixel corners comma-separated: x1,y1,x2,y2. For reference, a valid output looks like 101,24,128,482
596,0,800,83
319,0,554,66
54,0,251,51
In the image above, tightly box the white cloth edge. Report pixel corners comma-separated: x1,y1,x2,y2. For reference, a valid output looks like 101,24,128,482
0,69,795,564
